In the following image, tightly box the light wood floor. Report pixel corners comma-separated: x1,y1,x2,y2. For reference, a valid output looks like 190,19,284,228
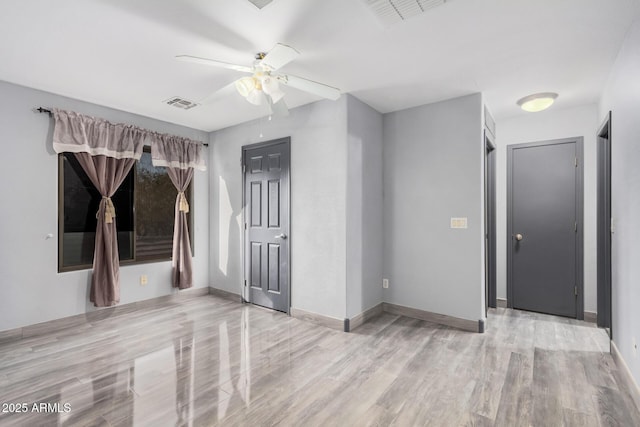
1,295,638,426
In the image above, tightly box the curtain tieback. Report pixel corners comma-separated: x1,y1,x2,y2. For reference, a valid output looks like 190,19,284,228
97,196,116,224
178,191,190,213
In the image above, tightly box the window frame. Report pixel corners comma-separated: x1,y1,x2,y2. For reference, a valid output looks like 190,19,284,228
57,148,194,273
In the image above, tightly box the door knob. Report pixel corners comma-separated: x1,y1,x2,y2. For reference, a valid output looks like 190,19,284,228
515,233,523,241
275,233,288,240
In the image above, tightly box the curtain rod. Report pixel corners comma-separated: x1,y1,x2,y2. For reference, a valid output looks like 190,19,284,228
36,107,52,116
34,106,209,147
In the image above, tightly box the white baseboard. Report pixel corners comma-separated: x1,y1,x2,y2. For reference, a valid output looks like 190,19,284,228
382,302,481,333
347,303,383,332
290,307,345,331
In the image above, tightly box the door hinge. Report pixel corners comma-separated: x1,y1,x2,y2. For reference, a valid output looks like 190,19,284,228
574,221,577,232
574,286,578,296
244,223,247,230
575,157,578,167
242,163,246,173
244,280,247,287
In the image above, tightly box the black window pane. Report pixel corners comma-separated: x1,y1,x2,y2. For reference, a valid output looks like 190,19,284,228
135,152,176,260
62,153,100,267
113,169,134,261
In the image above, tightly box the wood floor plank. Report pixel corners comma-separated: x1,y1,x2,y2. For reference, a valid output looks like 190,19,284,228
0,299,637,426
494,351,533,427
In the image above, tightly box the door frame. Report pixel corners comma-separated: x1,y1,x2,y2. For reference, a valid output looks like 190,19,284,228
597,112,612,334
241,137,292,314
506,137,584,319
485,130,497,310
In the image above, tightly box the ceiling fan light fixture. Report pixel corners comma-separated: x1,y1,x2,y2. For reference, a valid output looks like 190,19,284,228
269,89,285,104
260,75,285,103
246,89,266,106
235,77,256,98
517,92,558,112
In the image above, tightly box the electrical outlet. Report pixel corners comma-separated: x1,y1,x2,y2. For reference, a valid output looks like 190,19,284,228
140,275,148,286
382,279,389,289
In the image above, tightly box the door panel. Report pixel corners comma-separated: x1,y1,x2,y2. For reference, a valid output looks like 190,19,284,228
244,139,290,313
268,243,280,292
509,141,579,318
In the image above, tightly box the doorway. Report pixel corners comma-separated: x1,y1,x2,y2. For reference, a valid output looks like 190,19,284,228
507,137,584,319
485,131,497,310
597,112,612,336
242,137,291,313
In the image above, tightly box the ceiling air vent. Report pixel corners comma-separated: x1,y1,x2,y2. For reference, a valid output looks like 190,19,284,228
363,0,447,25
164,97,198,110
247,0,274,9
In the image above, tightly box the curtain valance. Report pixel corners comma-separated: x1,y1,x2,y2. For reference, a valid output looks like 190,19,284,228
150,134,206,171
52,109,206,170
52,109,146,160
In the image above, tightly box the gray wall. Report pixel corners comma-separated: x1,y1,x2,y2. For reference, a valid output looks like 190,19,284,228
0,81,210,332
496,104,599,312
382,93,485,322
346,95,384,318
599,18,640,387
209,98,348,320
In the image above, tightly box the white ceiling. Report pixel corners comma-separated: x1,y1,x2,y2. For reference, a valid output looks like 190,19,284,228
0,0,638,132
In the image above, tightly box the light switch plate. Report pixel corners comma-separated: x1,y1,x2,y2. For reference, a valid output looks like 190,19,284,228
450,217,468,229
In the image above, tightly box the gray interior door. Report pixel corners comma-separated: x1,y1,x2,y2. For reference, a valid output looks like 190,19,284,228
244,138,290,313
508,138,583,318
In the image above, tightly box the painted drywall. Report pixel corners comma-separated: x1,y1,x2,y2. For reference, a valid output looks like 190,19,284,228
599,18,640,387
0,81,209,332
346,95,384,318
209,98,348,320
382,93,485,322
496,104,599,313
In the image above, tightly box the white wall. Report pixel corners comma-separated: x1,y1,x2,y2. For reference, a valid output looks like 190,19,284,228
346,95,384,318
496,104,599,313
209,98,348,320
0,81,210,332
599,18,640,387
382,93,485,322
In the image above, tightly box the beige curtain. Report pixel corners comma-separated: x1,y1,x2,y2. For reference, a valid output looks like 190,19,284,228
53,109,144,307
150,134,205,290
75,153,136,306
167,167,194,289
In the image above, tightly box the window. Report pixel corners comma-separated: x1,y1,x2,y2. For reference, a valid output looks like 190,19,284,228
59,149,193,271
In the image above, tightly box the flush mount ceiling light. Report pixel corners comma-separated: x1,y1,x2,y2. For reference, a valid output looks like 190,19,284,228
517,92,558,112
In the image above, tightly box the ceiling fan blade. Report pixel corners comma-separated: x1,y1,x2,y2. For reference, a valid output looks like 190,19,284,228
175,55,253,73
196,80,238,105
260,43,300,71
268,97,290,117
277,74,341,100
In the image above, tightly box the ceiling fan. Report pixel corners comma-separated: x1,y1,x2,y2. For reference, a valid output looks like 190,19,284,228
176,43,341,116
